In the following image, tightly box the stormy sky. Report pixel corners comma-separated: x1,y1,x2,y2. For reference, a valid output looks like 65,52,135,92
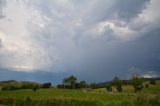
0,0,160,84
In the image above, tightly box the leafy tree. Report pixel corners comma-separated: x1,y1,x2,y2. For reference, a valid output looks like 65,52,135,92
63,75,77,89
63,78,69,84
69,75,77,89
113,76,123,92
131,77,143,93
42,82,52,88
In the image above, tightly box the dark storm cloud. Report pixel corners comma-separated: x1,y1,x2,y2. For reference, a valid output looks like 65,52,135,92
72,29,160,82
80,0,150,25
0,68,70,84
111,0,150,21
0,0,160,83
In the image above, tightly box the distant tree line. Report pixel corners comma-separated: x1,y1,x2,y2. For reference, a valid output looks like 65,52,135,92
1,82,52,91
0,74,157,93
57,75,88,89
57,74,157,93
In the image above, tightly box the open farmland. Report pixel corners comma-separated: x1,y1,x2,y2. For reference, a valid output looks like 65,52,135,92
0,81,160,106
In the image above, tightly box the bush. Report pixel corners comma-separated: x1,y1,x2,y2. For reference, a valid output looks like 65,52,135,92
1,86,8,90
32,85,39,91
145,84,149,88
106,84,112,91
1,86,20,91
20,84,35,89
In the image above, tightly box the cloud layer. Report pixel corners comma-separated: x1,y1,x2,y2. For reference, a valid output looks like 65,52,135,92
0,0,160,82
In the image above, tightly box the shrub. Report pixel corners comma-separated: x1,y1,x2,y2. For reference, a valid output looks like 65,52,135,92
1,86,8,90
145,84,149,88
20,84,34,89
32,85,39,91
1,86,20,90
106,84,112,91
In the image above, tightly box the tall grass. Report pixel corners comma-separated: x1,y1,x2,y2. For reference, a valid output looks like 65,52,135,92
0,81,159,106
0,97,101,106
0,95,159,106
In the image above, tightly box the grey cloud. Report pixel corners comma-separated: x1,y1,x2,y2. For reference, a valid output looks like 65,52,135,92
0,0,160,82
0,68,70,84
111,0,150,21
25,0,160,75
79,0,150,25
0,0,6,18
0,38,3,48
73,29,160,82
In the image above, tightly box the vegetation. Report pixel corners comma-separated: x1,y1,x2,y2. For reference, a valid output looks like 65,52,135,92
90,82,98,89
150,79,156,85
113,76,123,92
0,76,160,106
105,84,112,91
131,77,143,93
0,86,160,106
63,75,77,89
79,80,87,88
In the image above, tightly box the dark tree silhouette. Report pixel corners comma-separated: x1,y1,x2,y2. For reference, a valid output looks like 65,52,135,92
42,82,52,88
63,75,77,89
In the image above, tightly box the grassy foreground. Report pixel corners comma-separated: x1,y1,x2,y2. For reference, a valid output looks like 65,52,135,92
0,81,160,106
0,89,159,106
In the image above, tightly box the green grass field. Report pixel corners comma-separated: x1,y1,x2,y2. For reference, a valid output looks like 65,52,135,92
0,81,160,106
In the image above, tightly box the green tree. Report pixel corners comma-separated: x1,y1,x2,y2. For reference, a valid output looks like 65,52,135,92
42,82,52,88
113,76,123,92
70,75,77,89
131,77,143,93
63,75,77,89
